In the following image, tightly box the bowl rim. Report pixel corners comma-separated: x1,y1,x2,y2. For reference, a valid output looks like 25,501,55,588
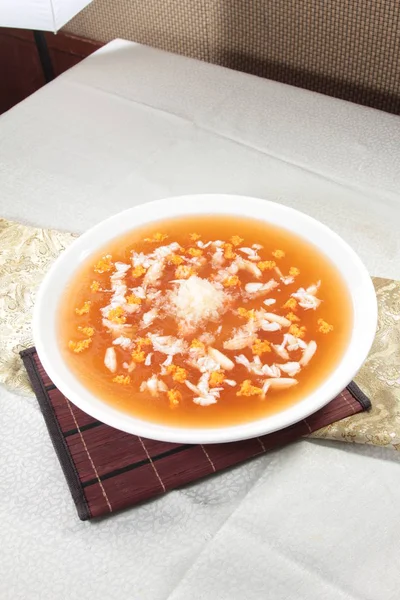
33,194,377,444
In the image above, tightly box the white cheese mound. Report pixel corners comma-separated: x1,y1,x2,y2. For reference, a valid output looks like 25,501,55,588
170,275,226,332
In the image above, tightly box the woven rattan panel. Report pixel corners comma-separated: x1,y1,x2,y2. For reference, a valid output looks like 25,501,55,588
63,0,400,114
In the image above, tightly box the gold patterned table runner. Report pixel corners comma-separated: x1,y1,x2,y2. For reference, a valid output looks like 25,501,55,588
1,218,399,450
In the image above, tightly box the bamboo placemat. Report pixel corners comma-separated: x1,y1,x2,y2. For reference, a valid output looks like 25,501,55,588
21,347,370,520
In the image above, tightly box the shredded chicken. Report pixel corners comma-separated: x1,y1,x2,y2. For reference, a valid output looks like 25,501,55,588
185,373,222,406
279,362,301,377
208,347,235,370
285,333,307,352
300,340,317,366
263,298,276,306
244,279,279,296
102,318,131,337
111,262,130,279
197,240,213,249
268,378,298,389
149,334,187,356
224,379,237,387
104,347,117,373
239,247,261,261
131,286,146,299
281,276,295,286
195,356,221,373
262,364,281,378
162,355,174,367
262,377,298,396
235,256,262,278
132,252,153,269
271,343,290,361
292,282,321,310
211,247,225,268
198,332,216,345
73,229,330,411
153,242,180,260
235,354,264,376
260,320,281,332
223,327,257,351
123,361,136,373
141,308,158,328
112,336,132,350
140,375,168,397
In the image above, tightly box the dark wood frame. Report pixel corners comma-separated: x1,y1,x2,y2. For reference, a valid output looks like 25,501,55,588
0,28,102,115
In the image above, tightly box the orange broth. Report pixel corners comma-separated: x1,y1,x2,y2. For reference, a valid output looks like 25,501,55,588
59,215,352,427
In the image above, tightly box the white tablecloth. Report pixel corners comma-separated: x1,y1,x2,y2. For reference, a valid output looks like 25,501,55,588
1,40,399,600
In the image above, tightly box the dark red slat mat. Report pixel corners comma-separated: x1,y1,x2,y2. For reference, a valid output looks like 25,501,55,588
21,347,371,521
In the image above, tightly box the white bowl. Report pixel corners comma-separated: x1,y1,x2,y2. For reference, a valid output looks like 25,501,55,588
33,194,377,444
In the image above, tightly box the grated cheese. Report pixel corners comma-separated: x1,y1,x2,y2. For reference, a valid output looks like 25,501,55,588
169,275,226,332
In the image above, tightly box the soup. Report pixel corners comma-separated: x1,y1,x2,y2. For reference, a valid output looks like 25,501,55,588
59,215,352,428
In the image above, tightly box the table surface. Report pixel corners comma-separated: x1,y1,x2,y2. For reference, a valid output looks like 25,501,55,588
1,39,400,600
